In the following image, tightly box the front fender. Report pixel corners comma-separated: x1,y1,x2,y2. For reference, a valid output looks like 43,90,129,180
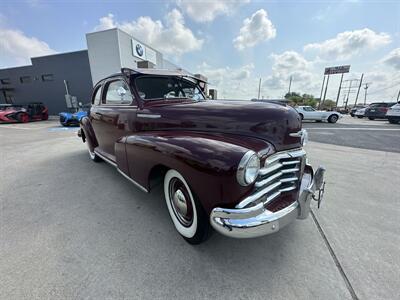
125,131,273,214
80,116,98,151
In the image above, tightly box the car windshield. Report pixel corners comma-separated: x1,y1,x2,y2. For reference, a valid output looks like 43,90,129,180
135,76,205,101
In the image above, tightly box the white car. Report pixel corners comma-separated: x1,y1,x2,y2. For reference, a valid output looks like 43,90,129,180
295,106,342,123
386,102,400,124
354,107,367,118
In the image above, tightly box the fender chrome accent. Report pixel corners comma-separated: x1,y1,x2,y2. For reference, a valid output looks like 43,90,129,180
117,169,149,193
94,149,149,193
94,150,117,167
137,113,161,119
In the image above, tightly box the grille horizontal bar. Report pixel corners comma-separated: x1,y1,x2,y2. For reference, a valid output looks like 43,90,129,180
236,148,306,210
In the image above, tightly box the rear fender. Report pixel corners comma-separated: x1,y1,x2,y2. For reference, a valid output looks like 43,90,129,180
80,116,98,151
124,132,272,214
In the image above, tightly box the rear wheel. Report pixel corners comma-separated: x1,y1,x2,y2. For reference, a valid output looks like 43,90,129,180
87,143,101,162
164,169,210,244
388,118,399,124
357,116,363,119
41,112,48,120
17,113,29,123
368,117,375,120
328,114,338,123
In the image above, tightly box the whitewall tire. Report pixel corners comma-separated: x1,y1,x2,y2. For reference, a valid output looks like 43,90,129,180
164,169,210,244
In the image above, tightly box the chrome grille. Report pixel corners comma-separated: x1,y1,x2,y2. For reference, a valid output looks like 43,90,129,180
236,148,306,209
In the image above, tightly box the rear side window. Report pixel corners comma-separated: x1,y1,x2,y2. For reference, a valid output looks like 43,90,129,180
92,86,102,105
103,80,133,105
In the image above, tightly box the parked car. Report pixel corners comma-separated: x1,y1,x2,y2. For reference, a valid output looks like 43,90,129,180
354,107,367,118
364,102,397,120
386,102,400,124
295,106,342,123
350,104,367,117
0,102,48,123
59,103,89,126
78,68,326,244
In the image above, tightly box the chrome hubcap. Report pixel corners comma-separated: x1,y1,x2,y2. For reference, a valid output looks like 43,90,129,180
169,178,193,227
173,189,188,216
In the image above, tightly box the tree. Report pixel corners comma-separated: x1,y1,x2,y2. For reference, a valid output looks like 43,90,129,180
285,92,318,108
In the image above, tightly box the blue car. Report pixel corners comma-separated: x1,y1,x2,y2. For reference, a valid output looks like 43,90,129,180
59,110,87,127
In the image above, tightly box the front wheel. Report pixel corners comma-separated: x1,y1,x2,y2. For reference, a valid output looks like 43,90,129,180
368,117,375,120
164,169,210,244
357,116,363,119
17,113,29,123
328,114,338,123
388,118,399,124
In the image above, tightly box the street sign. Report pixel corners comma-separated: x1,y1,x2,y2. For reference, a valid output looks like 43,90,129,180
324,65,350,75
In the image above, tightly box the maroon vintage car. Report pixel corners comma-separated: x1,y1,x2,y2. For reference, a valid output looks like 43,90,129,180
79,68,326,244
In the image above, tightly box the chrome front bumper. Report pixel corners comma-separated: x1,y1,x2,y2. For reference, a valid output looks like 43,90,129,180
210,165,326,238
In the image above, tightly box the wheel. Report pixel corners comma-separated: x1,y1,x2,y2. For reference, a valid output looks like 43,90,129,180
87,143,102,162
164,169,210,244
316,120,322,123
357,116,363,119
328,114,338,123
388,118,399,124
41,113,48,120
17,113,29,123
299,113,304,120
368,117,375,120
350,113,355,117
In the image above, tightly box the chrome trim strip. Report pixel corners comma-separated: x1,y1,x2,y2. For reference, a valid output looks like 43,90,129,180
137,113,161,119
117,169,149,193
236,181,281,208
94,150,117,167
94,150,149,193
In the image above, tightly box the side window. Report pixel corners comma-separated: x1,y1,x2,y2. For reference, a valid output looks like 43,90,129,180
92,86,102,105
104,80,133,105
304,107,314,112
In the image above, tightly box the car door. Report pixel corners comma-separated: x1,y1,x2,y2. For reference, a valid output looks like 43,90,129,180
91,78,137,161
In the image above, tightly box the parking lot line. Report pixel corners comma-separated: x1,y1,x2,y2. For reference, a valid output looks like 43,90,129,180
305,127,400,131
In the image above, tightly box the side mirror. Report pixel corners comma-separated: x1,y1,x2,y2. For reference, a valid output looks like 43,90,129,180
117,86,127,97
78,102,83,107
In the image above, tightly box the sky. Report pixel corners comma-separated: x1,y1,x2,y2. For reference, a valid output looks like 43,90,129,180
0,0,399,103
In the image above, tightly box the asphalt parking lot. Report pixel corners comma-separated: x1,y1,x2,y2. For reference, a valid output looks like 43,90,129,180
0,116,399,300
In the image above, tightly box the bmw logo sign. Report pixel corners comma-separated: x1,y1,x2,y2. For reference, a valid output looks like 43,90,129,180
136,44,144,57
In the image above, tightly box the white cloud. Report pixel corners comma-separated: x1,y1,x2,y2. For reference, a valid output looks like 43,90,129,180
264,51,316,94
233,9,276,50
176,0,250,23
197,62,256,99
0,27,56,67
94,9,203,56
382,48,400,70
304,28,391,60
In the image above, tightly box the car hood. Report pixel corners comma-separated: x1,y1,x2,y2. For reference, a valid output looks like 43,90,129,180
138,100,302,151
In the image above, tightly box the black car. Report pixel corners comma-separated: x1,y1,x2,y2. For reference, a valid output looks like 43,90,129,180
364,102,397,120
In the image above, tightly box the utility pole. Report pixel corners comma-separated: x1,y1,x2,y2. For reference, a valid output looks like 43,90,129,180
364,83,370,105
397,89,400,102
318,75,326,109
335,73,344,109
322,74,330,108
288,76,292,95
258,78,262,100
354,73,364,106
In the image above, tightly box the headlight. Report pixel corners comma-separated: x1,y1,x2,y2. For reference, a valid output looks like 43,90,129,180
237,151,260,186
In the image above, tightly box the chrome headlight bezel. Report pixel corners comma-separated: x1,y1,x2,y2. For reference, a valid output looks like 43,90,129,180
301,129,308,146
237,150,260,186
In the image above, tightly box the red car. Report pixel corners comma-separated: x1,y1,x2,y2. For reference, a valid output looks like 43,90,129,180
0,103,48,123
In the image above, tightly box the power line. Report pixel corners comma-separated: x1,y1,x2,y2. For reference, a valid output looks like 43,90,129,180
368,81,400,95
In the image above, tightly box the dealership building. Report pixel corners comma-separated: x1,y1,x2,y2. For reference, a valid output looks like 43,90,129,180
0,28,197,114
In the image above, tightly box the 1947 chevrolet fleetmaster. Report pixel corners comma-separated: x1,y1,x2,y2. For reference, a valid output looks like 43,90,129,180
79,68,326,244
